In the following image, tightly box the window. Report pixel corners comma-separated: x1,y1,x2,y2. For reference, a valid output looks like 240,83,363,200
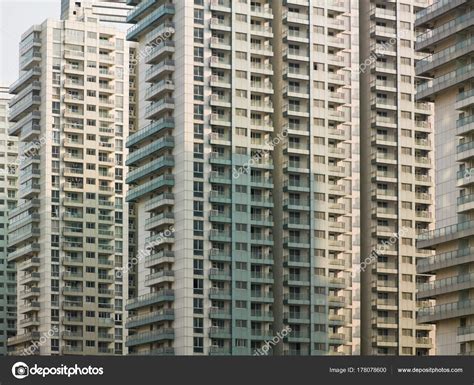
193,239,203,256
194,47,204,63
194,182,203,197
194,201,203,216
193,318,203,333
193,279,203,294
194,9,204,24
194,104,203,120
193,260,203,275
194,123,203,139
193,220,203,236
193,298,203,314
194,66,204,82
194,143,203,159
194,85,204,101
194,28,203,43
193,337,203,353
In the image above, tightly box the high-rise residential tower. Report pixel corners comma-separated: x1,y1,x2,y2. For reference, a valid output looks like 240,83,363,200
416,0,474,356
0,86,18,355
360,0,435,356
124,0,276,356
272,0,361,356
124,0,363,356
7,0,132,355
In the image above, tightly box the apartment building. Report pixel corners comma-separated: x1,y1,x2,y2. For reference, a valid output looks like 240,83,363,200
272,0,361,356
124,0,363,356
0,86,18,355
416,0,474,356
359,0,435,355
7,0,131,355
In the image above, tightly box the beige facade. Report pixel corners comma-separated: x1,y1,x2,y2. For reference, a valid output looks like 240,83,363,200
7,1,131,355
416,0,474,356
360,0,435,355
125,0,360,356
0,86,18,355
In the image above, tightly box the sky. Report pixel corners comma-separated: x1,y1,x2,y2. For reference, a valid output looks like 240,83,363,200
0,0,60,87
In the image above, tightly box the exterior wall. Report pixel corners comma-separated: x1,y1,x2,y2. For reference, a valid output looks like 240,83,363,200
360,0,435,356
416,0,474,356
0,86,18,355
274,0,360,356
125,0,360,356
7,3,131,355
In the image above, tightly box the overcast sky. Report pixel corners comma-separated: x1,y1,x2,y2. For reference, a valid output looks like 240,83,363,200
0,0,59,87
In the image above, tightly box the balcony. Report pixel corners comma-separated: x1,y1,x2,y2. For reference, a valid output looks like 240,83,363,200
284,274,310,286
417,219,474,249
418,63,474,102
456,115,474,136
125,290,174,311
145,79,174,101
125,309,174,329
209,326,232,339
457,325,474,343
9,110,40,136
415,0,469,28
144,192,174,212
10,67,41,94
209,307,231,319
9,212,40,232
416,11,474,52
371,6,396,20
418,299,474,324
250,5,273,19
283,292,310,305
209,268,231,281
129,347,175,356
416,38,473,76
370,25,396,38
145,60,175,83
418,272,474,298
145,270,174,286
9,94,41,122
145,250,175,269
127,0,158,22
145,211,175,232
127,117,174,147
126,155,174,184
8,243,40,263
19,272,40,285
209,0,231,12
126,174,175,202
284,311,310,323
145,98,175,120
62,346,83,354
417,247,474,273
127,4,176,41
